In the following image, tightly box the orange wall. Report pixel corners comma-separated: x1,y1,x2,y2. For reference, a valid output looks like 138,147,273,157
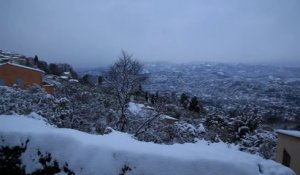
43,85,54,94
0,64,43,88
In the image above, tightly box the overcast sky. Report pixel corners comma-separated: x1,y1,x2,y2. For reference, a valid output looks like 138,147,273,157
0,0,299,68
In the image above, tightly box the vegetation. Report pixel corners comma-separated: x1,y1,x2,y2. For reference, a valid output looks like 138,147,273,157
105,50,148,131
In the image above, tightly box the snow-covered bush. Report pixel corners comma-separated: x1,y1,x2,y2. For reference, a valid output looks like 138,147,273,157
239,129,277,159
0,83,280,160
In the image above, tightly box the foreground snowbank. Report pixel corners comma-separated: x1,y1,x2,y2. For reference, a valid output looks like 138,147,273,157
0,115,295,175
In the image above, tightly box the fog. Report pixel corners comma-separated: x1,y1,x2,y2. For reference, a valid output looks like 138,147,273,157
0,0,299,68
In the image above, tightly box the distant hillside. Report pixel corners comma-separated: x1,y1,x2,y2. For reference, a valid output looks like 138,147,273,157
76,66,108,77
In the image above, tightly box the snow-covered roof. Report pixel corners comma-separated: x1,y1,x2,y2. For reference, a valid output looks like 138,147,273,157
59,76,69,79
0,62,45,73
63,71,71,75
277,130,300,139
43,84,53,87
69,79,79,82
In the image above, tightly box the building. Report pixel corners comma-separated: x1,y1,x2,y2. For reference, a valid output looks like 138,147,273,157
0,62,54,94
276,130,300,175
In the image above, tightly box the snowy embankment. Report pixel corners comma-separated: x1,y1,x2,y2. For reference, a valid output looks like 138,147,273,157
0,115,295,175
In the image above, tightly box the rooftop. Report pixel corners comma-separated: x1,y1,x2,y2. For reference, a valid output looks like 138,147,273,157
276,129,300,139
0,62,45,73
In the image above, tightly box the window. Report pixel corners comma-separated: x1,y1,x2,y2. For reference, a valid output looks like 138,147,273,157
0,79,5,86
282,149,291,167
16,78,24,88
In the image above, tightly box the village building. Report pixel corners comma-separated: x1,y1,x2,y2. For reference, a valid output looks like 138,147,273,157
0,62,54,94
276,129,300,175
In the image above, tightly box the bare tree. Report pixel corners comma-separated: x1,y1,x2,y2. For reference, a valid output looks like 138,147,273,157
105,50,148,131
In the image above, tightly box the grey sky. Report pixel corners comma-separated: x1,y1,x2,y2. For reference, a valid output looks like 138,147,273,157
0,0,300,68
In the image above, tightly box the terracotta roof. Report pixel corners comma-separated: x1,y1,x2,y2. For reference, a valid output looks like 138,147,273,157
277,129,300,139
0,62,45,73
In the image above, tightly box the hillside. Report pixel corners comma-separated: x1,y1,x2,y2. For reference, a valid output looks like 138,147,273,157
0,50,299,174
81,62,300,130
143,62,300,127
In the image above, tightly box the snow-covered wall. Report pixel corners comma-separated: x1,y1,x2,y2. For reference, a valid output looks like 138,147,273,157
0,115,295,175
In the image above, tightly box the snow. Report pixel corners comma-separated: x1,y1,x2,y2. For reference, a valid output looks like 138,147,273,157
59,76,69,79
0,115,295,175
69,79,79,83
128,102,145,114
197,123,206,133
43,84,53,87
277,129,300,138
217,71,225,75
26,112,49,123
160,114,178,121
63,71,70,75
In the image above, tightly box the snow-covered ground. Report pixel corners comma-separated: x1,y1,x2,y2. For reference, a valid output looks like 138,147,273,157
0,115,295,175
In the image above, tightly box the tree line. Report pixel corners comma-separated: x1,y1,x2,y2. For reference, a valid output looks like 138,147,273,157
30,55,78,79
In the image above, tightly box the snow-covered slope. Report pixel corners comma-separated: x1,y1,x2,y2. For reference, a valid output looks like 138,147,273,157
0,115,295,175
